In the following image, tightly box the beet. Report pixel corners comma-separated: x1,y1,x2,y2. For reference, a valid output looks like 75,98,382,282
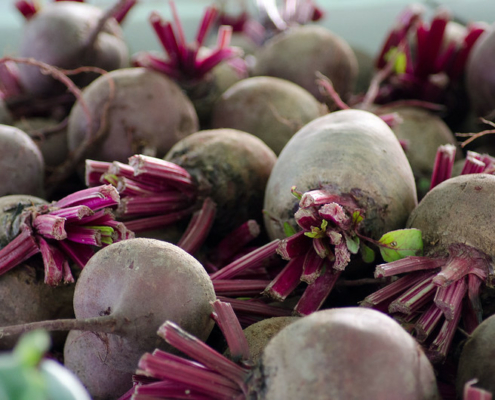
253,25,358,102
210,76,326,155
17,1,129,96
0,124,45,198
67,67,199,166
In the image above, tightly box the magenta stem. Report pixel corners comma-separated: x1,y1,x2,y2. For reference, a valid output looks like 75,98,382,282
0,227,40,276
121,206,195,233
54,185,120,210
112,0,137,24
196,6,219,46
263,252,305,301
210,239,280,280
463,379,493,400
361,270,437,308
414,303,444,342
177,197,217,255
133,380,215,399
294,266,342,316
461,152,486,175
0,61,23,97
388,274,436,314
57,240,95,269
277,230,311,260
374,256,445,278
15,0,38,19
49,205,94,222
158,321,249,393
301,249,325,284
116,194,190,217
211,300,250,363
212,279,271,297
434,276,468,320
216,296,293,318
115,177,171,197
209,220,260,266
33,215,67,240
429,144,456,190
467,273,483,325
85,160,112,187
39,237,74,286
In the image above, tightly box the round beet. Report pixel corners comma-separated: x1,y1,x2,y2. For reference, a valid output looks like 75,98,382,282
63,238,216,399
255,308,439,400
253,25,358,102
0,124,45,198
211,76,326,155
466,25,495,119
456,313,495,396
17,1,129,96
67,67,199,165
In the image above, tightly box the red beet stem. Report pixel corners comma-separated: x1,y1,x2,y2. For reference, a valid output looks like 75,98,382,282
121,206,196,233
177,197,217,255
301,248,325,284
374,256,445,278
49,205,94,222
463,379,493,400
0,61,23,97
57,240,95,269
414,303,444,342
434,276,468,320
196,6,219,46
210,240,280,280
0,227,40,276
294,266,342,316
216,296,293,318
467,274,483,324
361,270,437,308
212,279,271,297
209,220,260,266
429,144,456,189
85,160,112,187
158,321,249,393
54,185,120,210
211,300,250,364
33,215,67,240
14,0,38,19
263,252,306,301
116,194,190,217
277,230,311,260
39,237,74,286
461,152,486,175
388,274,436,314
112,0,137,24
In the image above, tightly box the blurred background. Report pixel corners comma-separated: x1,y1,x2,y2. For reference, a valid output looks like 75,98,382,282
1,0,494,57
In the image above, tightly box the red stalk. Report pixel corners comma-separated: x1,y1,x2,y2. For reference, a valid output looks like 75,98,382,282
301,249,325,284
115,177,169,197
39,237,74,285
85,160,112,187
388,275,436,314
294,266,342,316
210,240,280,280
48,205,94,222
15,0,38,19
213,279,270,297
263,252,305,301
429,144,456,190
467,274,483,325
64,226,102,247
133,381,215,399
361,270,437,307
208,220,260,266
216,296,293,318
312,237,332,259
414,303,444,342
427,299,463,363
463,379,493,400
32,215,67,240
196,6,219,46
434,277,468,320
57,240,95,269
211,300,250,364
177,198,217,255
54,185,120,210
158,321,249,393
0,227,40,276
116,194,190,217
277,230,311,260
112,0,137,24
461,152,486,175
121,206,195,233
374,256,445,278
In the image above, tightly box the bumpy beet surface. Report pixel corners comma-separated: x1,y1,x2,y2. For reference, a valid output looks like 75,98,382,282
407,174,495,258
165,128,277,235
14,117,68,168
466,25,495,119
17,1,129,96
226,316,299,364
67,67,199,165
263,109,417,241
211,76,326,155
64,238,216,399
253,25,358,102
0,124,45,198
254,307,439,400
456,313,495,396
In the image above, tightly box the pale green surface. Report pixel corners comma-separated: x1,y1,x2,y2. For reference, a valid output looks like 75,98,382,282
0,0,493,57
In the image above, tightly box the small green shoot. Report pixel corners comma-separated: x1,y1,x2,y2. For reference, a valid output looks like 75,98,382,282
283,222,297,237
360,242,375,263
304,219,328,239
345,234,360,254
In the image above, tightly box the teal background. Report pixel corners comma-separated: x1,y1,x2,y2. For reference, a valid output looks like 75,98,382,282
0,0,494,58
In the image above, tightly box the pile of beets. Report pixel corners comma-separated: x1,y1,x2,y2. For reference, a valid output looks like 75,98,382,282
1,0,495,399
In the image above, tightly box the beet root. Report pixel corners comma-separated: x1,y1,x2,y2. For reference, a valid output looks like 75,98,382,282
67,67,199,166
254,308,440,400
211,76,326,155
456,313,495,396
63,238,216,399
0,124,45,198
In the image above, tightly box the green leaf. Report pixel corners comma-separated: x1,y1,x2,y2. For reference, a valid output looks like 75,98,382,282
377,228,423,262
384,47,407,75
345,234,360,254
360,242,375,263
14,330,50,369
352,210,364,225
290,186,302,200
283,222,297,237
